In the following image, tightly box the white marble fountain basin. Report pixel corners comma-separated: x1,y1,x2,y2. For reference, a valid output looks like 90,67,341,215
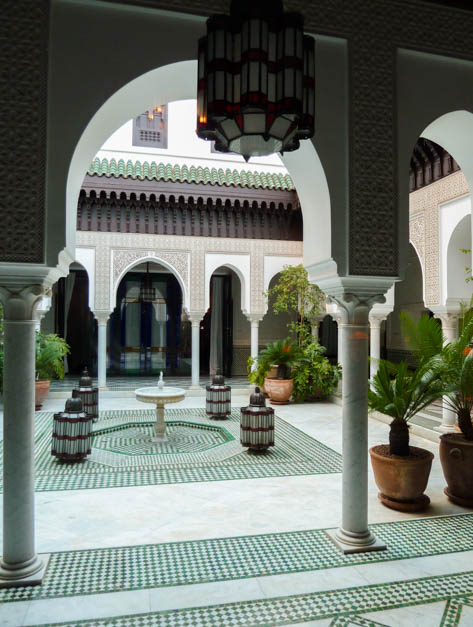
135,386,186,441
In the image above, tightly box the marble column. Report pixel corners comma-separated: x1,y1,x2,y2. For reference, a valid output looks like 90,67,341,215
326,292,386,554
310,315,325,342
331,312,343,393
189,312,205,388
369,313,387,381
435,312,459,433
34,295,52,332
0,286,49,586
247,315,263,369
94,312,109,390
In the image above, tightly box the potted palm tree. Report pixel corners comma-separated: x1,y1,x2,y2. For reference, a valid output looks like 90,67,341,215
251,339,300,404
35,331,70,409
436,309,473,506
401,306,473,506
368,318,444,511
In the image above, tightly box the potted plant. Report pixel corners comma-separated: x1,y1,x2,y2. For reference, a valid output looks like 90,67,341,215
368,351,443,511
436,309,473,506
292,339,341,402
35,331,70,409
252,339,300,404
402,306,473,506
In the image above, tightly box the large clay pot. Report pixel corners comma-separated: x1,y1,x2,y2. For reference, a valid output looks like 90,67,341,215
263,378,293,405
35,380,51,410
440,434,473,507
369,445,434,512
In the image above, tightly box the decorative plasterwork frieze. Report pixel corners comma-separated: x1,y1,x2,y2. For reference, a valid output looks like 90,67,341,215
76,231,302,313
409,170,469,306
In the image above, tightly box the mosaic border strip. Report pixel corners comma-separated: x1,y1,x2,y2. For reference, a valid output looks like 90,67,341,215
2,513,473,604
36,571,473,626
0,408,342,493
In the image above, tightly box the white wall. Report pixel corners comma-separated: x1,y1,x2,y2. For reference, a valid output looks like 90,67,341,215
98,100,287,174
439,195,472,305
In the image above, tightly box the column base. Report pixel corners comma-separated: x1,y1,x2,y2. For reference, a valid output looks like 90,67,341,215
0,553,50,588
189,384,203,390
435,424,457,434
325,528,386,555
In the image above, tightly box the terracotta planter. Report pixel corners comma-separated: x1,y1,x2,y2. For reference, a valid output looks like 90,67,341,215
263,377,293,405
369,445,434,512
35,380,51,410
440,434,473,507
261,366,279,395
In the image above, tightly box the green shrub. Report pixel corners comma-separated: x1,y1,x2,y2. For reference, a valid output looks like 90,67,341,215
35,331,70,381
292,340,341,402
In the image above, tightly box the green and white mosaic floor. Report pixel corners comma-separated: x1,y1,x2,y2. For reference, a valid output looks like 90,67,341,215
0,408,342,492
1,514,472,604
1,397,471,627
28,570,473,626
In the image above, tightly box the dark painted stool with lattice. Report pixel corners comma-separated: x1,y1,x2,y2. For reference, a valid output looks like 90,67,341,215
240,387,275,451
51,397,93,461
72,368,98,422
206,370,231,420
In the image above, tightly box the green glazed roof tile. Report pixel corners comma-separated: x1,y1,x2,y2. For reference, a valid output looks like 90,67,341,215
88,158,295,190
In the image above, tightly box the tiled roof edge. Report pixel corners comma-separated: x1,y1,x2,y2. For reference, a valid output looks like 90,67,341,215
87,158,295,191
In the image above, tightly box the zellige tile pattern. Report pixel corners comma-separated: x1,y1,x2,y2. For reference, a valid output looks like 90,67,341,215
0,408,342,493
31,571,473,626
2,514,473,604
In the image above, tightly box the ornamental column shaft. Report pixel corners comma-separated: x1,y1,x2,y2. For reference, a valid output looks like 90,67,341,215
95,312,109,390
435,312,458,433
247,315,263,370
189,313,205,389
0,286,49,586
326,293,386,554
369,313,387,382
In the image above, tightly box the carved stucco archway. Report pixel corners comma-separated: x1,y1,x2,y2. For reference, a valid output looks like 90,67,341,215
111,252,189,313
204,254,248,313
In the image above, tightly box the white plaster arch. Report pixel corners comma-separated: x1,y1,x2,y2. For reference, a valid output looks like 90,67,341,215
205,254,249,313
422,110,473,281
408,240,426,305
74,248,95,311
112,255,189,313
66,60,333,277
263,255,303,313
443,209,473,307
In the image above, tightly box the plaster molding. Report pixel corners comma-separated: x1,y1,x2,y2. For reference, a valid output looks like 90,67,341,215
94,310,111,326
0,285,47,321
330,293,387,326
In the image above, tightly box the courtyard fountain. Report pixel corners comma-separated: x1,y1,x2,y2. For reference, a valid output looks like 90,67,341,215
135,372,186,441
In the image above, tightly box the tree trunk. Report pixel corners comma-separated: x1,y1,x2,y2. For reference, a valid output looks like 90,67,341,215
389,420,410,456
458,407,473,441
277,364,287,379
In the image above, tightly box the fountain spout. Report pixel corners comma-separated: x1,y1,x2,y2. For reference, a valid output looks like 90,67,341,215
158,371,164,390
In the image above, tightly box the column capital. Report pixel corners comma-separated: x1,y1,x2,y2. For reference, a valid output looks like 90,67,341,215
431,308,459,329
329,292,386,325
0,285,49,321
369,311,388,328
246,314,264,325
188,311,206,324
94,310,110,326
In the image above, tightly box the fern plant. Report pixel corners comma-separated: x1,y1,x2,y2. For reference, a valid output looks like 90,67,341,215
401,308,473,441
35,332,70,381
292,340,341,402
368,358,444,456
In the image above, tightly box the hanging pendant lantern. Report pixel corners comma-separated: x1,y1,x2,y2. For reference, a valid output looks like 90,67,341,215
197,0,315,161
140,262,156,303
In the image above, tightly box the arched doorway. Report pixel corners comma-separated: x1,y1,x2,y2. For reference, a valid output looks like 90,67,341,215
109,261,190,376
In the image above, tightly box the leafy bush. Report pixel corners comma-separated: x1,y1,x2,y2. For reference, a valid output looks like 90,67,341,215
247,339,300,384
35,331,70,381
291,340,341,402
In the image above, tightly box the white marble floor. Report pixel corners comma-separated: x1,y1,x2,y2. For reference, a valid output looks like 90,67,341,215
0,394,471,626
